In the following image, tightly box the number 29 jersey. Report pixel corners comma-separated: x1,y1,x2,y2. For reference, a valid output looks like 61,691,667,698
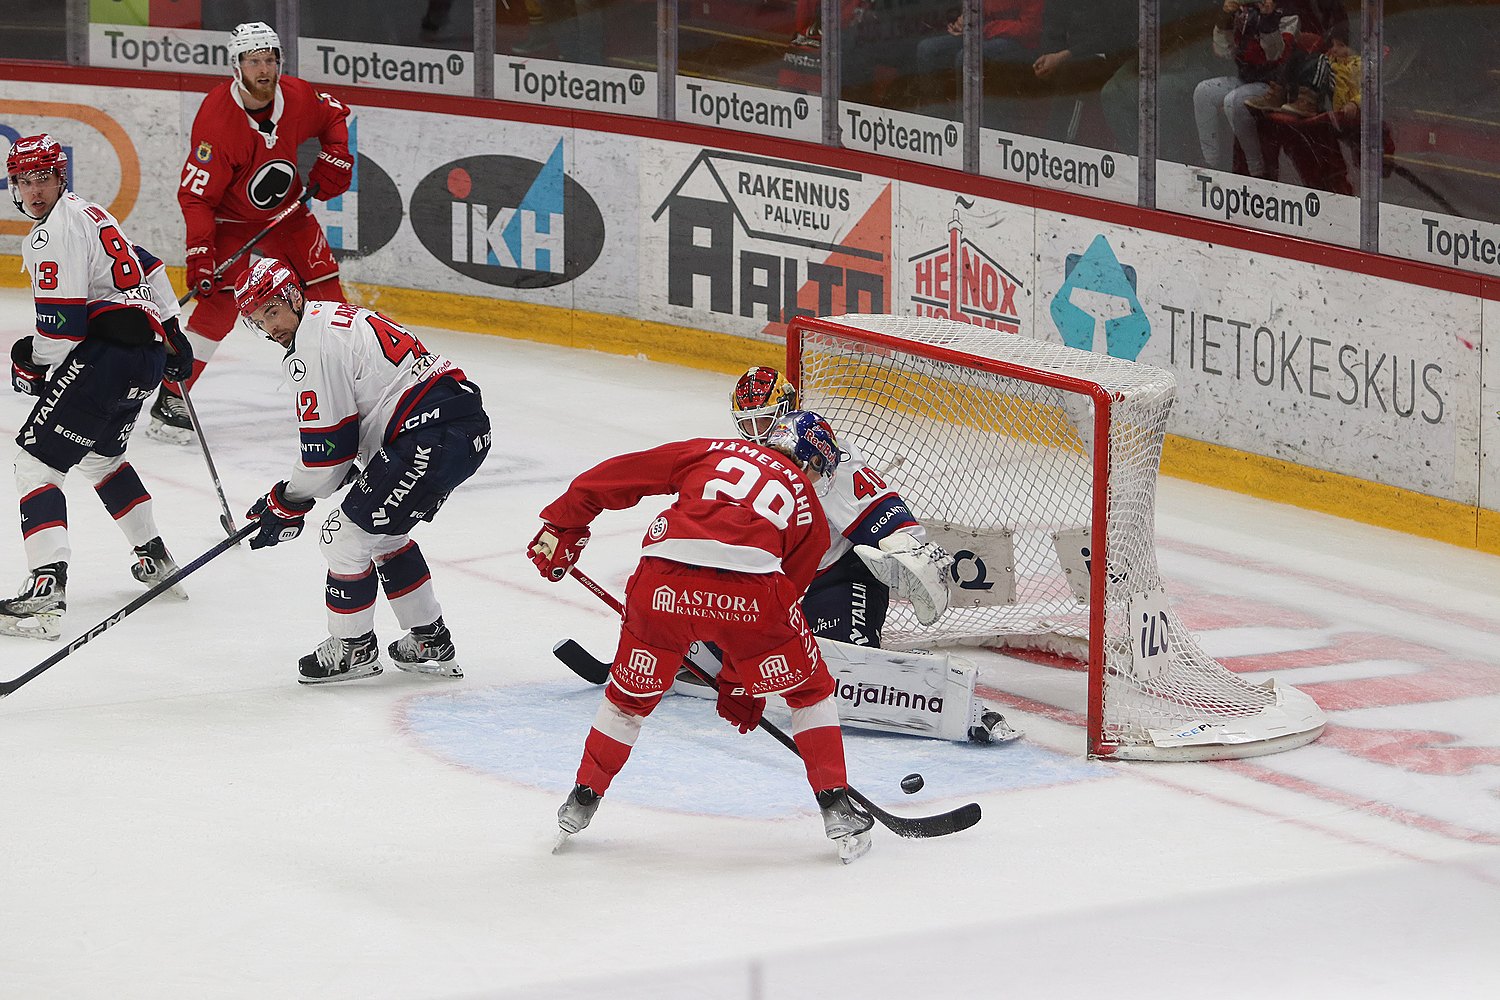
21,192,163,368
281,301,462,501
540,438,830,594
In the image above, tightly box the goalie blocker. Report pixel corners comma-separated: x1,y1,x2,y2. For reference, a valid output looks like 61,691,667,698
673,636,1019,745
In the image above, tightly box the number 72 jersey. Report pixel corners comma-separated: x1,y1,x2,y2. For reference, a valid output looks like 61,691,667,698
282,300,461,500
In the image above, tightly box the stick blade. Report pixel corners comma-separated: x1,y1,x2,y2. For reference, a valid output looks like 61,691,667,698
853,792,982,839
552,638,609,685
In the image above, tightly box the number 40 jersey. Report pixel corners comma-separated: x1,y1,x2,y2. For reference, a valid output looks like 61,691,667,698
21,191,164,368
281,300,464,501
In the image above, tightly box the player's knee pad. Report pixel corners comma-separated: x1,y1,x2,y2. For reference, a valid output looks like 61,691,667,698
14,449,65,494
317,506,379,576
73,451,126,486
606,623,681,700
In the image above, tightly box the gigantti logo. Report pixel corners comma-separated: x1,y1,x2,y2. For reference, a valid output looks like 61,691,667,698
1049,235,1150,360
651,149,889,332
410,138,604,287
909,197,1024,333
301,116,401,262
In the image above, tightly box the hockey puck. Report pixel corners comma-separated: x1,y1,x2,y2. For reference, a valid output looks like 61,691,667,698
899,773,924,794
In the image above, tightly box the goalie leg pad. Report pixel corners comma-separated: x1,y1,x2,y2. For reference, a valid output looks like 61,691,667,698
818,638,981,742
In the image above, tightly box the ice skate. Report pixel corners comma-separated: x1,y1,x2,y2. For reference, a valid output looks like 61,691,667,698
130,537,188,601
816,787,873,864
297,631,382,684
0,562,67,641
968,709,1023,745
146,385,195,445
552,783,601,853
388,617,462,678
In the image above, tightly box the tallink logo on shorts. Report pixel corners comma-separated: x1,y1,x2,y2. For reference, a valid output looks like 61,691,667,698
1050,235,1150,361
410,138,604,287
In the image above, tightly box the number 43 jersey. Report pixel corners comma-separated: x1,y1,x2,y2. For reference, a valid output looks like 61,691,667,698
282,300,463,501
21,191,164,368
540,438,831,594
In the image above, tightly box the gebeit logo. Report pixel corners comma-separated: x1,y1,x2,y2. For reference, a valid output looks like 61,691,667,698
301,116,402,262
1049,235,1150,360
909,197,1023,333
651,149,890,336
652,585,676,612
410,138,605,287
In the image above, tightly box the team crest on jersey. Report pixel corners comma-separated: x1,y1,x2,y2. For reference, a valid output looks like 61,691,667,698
194,141,214,164
246,160,297,210
288,358,306,381
648,516,667,540
31,229,47,249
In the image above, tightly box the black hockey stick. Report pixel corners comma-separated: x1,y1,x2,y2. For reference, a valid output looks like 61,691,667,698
167,189,316,538
0,522,258,698
561,568,982,840
176,187,318,306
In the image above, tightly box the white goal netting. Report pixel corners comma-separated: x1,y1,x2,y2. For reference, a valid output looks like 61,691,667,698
792,315,1325,760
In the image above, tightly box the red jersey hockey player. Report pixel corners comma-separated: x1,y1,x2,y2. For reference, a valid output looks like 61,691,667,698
529,412,875,863
155,20,354,444
2,134,193,640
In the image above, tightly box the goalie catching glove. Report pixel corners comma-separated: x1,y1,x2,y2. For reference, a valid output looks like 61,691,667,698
528,522,589,581
246,482,315,550
855,532,953,626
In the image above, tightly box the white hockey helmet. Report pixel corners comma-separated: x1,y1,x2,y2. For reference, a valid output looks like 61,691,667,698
228,21,282,87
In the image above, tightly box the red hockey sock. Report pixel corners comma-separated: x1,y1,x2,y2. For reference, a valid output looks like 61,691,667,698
576,727,633,794
793,725,848,793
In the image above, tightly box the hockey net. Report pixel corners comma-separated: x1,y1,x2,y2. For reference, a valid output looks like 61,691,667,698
789,315,1325,760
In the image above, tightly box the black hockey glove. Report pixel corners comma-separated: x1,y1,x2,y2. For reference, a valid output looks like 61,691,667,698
11,337,46,396
161,317,195,385
246,482,316,550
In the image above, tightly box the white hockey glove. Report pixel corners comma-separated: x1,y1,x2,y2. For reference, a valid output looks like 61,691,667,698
855,532,953,626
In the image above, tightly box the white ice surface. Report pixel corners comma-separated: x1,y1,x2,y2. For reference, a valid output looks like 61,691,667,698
0,288,1496,999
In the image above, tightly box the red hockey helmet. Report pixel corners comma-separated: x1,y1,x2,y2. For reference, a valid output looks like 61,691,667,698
234,257,302,318
7,133,67,182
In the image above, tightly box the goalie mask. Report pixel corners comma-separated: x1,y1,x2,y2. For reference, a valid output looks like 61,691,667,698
767,410,846,477
731,366,799,444
7,134,68,220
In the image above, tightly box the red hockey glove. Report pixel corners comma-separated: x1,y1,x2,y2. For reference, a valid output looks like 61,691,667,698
245,482,316,550
716,682,765,735
309,149,353,200
11,337,46,396
186,244,216,297
527,522,589,581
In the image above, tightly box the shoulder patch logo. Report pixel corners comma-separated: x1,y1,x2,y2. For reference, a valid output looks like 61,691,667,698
195,141,214,164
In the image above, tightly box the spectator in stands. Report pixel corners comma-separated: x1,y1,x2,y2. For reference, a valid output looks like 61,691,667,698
1192,0,1299,177
1016,0,1137,146
914,1,1043,117
1248,21,1359,119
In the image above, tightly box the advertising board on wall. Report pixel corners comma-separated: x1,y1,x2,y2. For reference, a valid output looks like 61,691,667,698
0,73,1493,527
494,56,657,118
980,130,1139,205
640,148,892,343
674,80,822,146
1156,160,1360,248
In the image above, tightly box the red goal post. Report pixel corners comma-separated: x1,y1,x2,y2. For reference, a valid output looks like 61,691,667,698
786,315,1326,761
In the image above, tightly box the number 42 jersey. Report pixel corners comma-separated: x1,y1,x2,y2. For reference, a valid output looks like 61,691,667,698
281,301,464,501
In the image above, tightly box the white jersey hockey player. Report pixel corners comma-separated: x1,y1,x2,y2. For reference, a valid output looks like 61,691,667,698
233,258,491,684
672,366,1018,744
1,133,193,640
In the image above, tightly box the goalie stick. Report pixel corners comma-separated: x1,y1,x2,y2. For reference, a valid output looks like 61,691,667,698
558,569,983,840
0,522,258,698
